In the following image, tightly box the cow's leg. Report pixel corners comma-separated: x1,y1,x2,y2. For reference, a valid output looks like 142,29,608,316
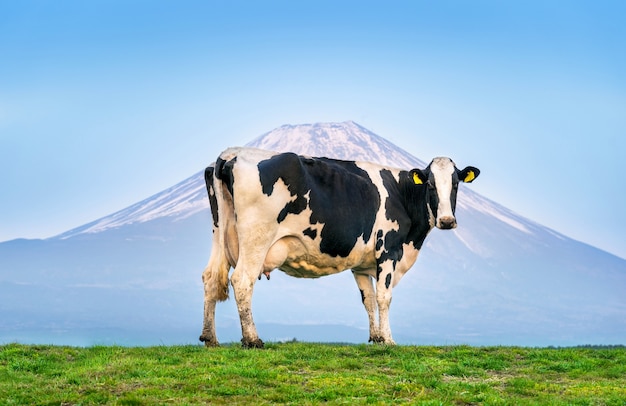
352,272,382,343
200,275,218,347
199,248,231,347
375,260,396,345
230,257,264,348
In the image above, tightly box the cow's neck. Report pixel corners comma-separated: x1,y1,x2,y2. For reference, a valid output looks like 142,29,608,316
400,174,435,250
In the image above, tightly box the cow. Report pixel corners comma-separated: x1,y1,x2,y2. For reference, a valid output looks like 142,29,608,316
199,147,479,348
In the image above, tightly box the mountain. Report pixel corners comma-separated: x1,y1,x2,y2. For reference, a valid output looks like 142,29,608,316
1,121,625,346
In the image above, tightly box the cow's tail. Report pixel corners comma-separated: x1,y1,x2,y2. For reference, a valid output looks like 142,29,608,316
204,162,230,302
205,166,219,230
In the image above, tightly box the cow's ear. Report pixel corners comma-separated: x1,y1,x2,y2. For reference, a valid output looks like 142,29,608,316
458,166,480,183
410,169,428,185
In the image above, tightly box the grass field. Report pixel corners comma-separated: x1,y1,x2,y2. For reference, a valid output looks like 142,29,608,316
1,342,625,405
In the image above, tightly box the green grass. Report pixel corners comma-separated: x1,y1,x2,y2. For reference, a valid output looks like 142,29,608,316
1,342,625,405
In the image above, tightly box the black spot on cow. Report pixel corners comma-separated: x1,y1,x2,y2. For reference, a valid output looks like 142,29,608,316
375,238,383,251
385,273,392,289
359,288,365,304
375,230,384,251
258,153,309,222
258,154,381,258
277,196,308,223
258,152,302,196
303,227,317,240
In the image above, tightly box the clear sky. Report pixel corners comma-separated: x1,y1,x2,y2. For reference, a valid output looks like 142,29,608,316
1,1,625,259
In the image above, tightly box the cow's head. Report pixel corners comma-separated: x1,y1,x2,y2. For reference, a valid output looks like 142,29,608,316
410,157,479,230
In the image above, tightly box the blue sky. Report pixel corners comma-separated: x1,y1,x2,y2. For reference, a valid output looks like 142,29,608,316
1,1,625,258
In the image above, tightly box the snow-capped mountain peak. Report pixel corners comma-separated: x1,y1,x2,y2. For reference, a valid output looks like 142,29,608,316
248,121,426,169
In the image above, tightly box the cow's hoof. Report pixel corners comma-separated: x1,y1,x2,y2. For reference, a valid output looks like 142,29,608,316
369,336,395,345
241,338,264,349
199,335,219,347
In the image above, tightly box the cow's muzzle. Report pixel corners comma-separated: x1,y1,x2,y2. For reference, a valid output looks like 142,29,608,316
437,216,457,230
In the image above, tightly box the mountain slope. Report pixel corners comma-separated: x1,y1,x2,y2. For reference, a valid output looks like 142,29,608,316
57,170,208,239
1,121,624,346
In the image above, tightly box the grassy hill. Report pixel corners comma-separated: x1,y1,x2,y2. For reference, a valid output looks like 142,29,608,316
1,342,625,405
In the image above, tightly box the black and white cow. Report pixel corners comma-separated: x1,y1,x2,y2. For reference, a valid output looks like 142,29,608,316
200,147,479,348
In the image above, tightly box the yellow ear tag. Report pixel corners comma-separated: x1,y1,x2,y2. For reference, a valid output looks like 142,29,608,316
464,170,475,183
413,173,423,185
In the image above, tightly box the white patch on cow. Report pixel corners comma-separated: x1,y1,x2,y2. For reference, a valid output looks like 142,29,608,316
430,157,456,228
392,242,420,287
